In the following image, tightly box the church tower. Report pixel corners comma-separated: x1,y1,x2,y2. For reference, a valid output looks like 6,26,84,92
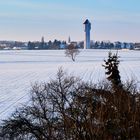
68,36,71,44
41,36,44,43
83,19,91,49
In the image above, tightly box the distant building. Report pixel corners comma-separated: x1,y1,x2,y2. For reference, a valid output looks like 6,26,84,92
134,43,140,50
83,19,91,49
70,41,77,47
59,43,66,49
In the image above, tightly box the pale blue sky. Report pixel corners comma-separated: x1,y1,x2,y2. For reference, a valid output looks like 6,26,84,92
0,0,140,42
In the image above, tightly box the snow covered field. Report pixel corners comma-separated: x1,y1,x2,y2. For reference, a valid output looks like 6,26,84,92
0,49,140,121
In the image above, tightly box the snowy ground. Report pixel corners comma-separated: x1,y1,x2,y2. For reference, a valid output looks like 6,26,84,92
0,49,140,121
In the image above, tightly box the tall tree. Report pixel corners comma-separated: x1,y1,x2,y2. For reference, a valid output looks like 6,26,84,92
103,52,122,87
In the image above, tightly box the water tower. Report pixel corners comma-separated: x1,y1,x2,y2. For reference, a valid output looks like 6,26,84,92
83,19,91,49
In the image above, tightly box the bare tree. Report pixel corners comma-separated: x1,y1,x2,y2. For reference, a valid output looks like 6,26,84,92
65,44,80,61
0,68,140,140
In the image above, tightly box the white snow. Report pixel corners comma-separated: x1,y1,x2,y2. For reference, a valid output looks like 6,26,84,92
0,49,140,121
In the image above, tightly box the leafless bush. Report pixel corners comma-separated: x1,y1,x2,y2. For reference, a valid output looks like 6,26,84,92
65,44,80,61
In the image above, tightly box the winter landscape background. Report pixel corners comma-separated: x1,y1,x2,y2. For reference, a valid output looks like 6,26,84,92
0,49,139,121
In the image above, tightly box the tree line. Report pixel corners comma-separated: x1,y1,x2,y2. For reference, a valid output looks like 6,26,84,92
27,40,134,50
28,40,67,50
